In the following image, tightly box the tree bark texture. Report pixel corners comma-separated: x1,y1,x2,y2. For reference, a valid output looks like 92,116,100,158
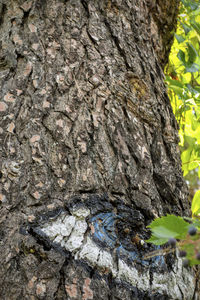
0,0,198,299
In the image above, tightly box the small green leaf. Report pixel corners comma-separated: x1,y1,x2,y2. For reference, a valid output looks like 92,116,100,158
191,190,200,216
169,85,184,96
187,43,198,64
175,34,185,44
185,63,200,73
193,86,200,93
146,215,190,245
188,160,199,171
181,23,192,35
177,50,186,65
191,20,200,36
181,147,193,176
165,77,184,88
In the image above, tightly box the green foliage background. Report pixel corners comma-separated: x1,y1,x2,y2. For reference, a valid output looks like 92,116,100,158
147,0,200,266
165,0,200,203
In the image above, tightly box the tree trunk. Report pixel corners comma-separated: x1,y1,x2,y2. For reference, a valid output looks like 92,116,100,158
0,0,198,299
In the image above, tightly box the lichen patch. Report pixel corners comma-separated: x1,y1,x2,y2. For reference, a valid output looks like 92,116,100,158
83,278,93,300
4,93,15,103
30,135,40,143
65,278,78,298
0,102,8,112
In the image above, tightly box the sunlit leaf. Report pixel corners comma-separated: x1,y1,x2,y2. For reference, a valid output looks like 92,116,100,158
177,50,186,65
191,190,200,216
187,43,198,64
182,22,192,35
146,215,190,245
169,85,184,95
181,147,193,176
165,77,184,88
185,63,200,73
188,161,199,171
191,20,200,36
175,34,185,44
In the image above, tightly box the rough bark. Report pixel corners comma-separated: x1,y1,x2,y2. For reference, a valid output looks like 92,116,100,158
0,0,198,299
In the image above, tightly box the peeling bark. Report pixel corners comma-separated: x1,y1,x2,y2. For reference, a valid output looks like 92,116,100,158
0,0,198,299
